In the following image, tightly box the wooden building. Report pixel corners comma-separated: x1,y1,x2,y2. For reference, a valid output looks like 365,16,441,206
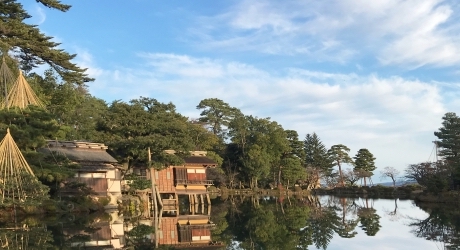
39,140,123,208
130,150,223,248
156,150,217,194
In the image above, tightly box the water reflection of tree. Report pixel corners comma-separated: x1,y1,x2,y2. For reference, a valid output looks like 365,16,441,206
0,226,53,249
409,203,460,249
0,216,54,250
209,196,232,245
336,198,359,238
307,207,341,250
383,198,401,222
224,195,311,250
222,195,385,249
357,198,381,236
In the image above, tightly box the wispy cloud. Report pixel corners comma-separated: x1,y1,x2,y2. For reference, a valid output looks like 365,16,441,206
190,0,460,68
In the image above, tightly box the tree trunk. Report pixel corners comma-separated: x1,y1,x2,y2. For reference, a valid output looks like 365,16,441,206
278,166,282,186
338,161,344,187
363,177,367,187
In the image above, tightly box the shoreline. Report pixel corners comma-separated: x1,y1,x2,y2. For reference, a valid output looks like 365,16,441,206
216,185,458,203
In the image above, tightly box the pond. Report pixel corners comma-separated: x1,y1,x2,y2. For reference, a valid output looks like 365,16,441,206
0,195,458,249
211,195,459,250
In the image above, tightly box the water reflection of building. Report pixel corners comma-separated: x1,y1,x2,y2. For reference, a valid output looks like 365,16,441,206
131,150,224,248
66,210,125,249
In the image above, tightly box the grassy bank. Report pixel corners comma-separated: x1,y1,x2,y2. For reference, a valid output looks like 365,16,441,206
216,184,424,199
414,190,460,204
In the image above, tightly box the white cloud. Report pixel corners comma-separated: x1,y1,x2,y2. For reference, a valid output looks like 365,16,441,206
191,0,460,68
72,48,106,79
84,52,453,173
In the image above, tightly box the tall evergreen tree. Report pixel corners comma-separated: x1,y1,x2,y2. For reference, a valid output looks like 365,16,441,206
353,148,376,186
304,133,333,187
0,0,92,84
280,130,306,186
434,112,460,187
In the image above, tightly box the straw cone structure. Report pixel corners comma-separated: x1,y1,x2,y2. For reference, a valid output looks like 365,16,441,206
1,70,45,110
0,128,36,203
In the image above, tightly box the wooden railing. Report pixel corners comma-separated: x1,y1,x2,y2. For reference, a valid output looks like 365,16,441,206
175,179,213,185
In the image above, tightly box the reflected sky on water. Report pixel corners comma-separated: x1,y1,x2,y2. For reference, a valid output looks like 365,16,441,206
220,195,457,250
322,197,440,250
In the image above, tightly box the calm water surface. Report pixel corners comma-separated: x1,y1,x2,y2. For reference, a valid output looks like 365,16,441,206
213,195,459,250
0,195,458,249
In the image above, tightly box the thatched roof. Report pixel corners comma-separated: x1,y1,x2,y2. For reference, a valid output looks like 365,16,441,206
39,140,117,163
183,156,217,166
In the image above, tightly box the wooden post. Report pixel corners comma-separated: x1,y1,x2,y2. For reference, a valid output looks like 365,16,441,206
189,194,195,215
193,194,199,215
156,187,163,207
200,194,205,214
206,193,211,215
149,147,159,248
206,193,211,205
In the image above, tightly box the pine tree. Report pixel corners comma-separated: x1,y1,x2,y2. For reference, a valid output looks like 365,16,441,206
434,112,460,187
353,148,376,186
304,133,333,187
328,144,354,187
196,98,242,140
0,0,92,84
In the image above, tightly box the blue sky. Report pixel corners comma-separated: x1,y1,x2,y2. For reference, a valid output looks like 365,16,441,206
23,0,460,176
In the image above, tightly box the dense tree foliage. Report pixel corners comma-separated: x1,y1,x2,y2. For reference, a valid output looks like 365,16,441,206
280,130,306,186
96,97,195,169
405,161,451,194
227,116,289,188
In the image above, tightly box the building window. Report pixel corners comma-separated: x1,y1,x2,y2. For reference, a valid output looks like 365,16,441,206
140,168,147,178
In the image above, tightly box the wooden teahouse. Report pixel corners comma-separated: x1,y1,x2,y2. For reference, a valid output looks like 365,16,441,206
39,140,123,208
131,150,223,248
